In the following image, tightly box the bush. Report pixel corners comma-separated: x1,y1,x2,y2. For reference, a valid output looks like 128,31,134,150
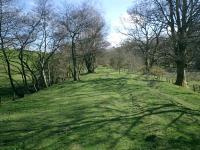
138,66,149,74
150,66,166,78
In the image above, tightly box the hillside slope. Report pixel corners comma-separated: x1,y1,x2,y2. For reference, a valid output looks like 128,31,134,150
0,67,200,150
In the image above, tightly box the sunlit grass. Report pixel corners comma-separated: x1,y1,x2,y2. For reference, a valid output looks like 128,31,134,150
0,67,200,149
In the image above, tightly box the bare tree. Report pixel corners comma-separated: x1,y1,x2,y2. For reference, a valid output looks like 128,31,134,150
13,13,41,93
154,0,200,86
33,0,62,88
78,7,106,73
0,0,24,97
58,4,96,81
123,1,164,73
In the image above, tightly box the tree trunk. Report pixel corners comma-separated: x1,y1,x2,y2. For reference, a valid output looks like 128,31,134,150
175,60,187,86
19,49,29,92
84,52,95,74
42,67,48,88
145,57,150,73
39,61,48,88
23,61,39,92
2,49,24,98
71,37,77,81
48,62,51,85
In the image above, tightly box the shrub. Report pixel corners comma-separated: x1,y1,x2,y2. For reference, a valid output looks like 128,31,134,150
150,66,166,78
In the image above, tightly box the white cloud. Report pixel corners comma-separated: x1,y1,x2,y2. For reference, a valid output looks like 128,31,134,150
107,32,125,47
107,12,132,47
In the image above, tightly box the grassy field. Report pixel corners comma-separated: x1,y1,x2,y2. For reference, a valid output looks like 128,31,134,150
0,67,200,150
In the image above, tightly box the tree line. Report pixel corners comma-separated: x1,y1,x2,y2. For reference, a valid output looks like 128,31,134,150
0,0,107,98
120,0,200,86
1,0,200,100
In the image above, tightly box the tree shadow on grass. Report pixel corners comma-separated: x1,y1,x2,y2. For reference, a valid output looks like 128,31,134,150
105,101,200,149
2,98,199,149
1,77,200,149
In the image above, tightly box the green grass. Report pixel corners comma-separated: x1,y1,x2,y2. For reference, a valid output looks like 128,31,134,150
0,67,200,150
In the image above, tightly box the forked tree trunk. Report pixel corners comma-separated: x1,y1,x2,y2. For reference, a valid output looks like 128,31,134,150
23,61,39,92
40,61,48,88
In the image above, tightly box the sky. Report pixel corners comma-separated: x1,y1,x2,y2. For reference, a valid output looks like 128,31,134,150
19,0,135,47
99,0,134,47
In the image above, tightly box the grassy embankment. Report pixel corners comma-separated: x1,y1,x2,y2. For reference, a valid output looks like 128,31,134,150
0,50,37,100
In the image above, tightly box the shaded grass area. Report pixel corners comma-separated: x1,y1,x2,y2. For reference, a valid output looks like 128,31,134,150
0,68,13,101
0,67,200,150
0,71,23,101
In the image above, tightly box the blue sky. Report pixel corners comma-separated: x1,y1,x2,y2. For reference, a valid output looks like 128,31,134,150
20,0,134,47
